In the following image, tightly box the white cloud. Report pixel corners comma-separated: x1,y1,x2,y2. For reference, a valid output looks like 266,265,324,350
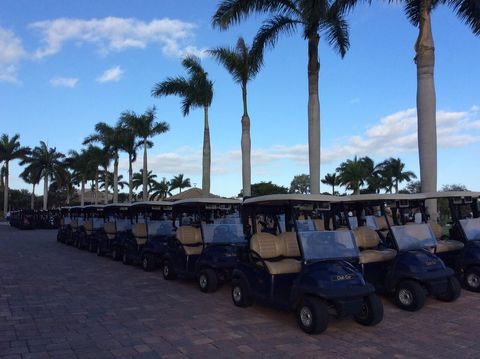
96,66,124,83
124,106,480,178
0,27,26,83
29,17,207,59
50,77,78,88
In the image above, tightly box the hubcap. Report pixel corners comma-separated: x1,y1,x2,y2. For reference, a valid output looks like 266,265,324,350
232,286,242,302
164,265,169,276
300,306,313,327
398,289,414,306
467,273,480,288
199,274,208,289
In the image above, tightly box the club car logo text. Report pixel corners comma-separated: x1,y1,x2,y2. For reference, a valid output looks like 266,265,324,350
333,274,354,281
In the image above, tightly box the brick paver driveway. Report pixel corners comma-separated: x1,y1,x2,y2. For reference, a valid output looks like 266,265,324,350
1,225,479,358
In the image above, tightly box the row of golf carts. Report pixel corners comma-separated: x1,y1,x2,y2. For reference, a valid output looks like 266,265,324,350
9,209,61,230
56,191,480,334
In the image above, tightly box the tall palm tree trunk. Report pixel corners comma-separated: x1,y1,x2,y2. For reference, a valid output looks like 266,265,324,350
331,184,335,195
66,190,70,205
3,162,8,214
241,85,251,198
416,4,437,218
43,174,48,210
81,180,85,206
104,169,109,204
202,106,211,197
143,139,148,201
113,156,119,203
308,34,321,194
31,183,35,209
128,155,133,203
94,170,99,205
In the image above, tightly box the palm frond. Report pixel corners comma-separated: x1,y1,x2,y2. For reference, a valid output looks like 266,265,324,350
323,3,350,57
445,0,480,35
151,76,190,98
252,15,300,55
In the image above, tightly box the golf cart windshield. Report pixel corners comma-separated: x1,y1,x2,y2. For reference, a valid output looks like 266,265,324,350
215,215,241,224
298,230,359,261
459,218,480,241
365,216,379,230
201,223,246,244
93,218,104,229
295,219,315,232
390,224,437,251
116,219,131,231
147,220,174,237
63,216,71,225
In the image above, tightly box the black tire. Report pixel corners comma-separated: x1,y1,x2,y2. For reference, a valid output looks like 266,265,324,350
57,232,61,242
231,278,252,308
111,247,120,261
296,297,329,335
394,280,426,311
122,249,131,265
354,294,384,326
198,268,219,293
142,253,155,272
437,276,461,302
88,242,93,252
463,267,480,292
162,260,177,280
96,244,103,257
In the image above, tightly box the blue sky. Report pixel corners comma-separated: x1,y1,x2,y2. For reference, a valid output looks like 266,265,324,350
1,0,479,197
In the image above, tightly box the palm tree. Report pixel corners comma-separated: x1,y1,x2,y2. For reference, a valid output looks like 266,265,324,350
213,0,350,194
84,122,124,203
152,56,213,197
117,116,141,202
0,134,30,213
20,167,41,209
336,156,365,195
82,145,108,205
150,177,172,200
169,174,191,194
20,141,65,209
99,172,128,192
132,169,158,199
121,107,169,201
67,149,95,206
321,173,340,195
209,37,263,197
49,169,77,205
378,157,417,193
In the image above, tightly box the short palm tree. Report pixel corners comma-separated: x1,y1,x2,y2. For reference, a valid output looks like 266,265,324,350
169,174,191,194
150,177,172,200
99,172,128,191
209,37,263,197
67,149,95,206
121,107,169,201
378,157,417,193
20,141,65,209
83,145,108,205
20,167,42,209
213,0,350,194
132,169,158,199
152,56,214,197
321,173,340,195
336,156,365,195
0,134,30,213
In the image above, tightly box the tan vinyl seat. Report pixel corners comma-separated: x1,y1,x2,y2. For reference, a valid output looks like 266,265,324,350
353,227,397,264
104,222,117,240
84,220,93,235
176,226,203,256
250,232,301,275
429,221,464,253
313,219,325,231
375,216,391,238
132,223,148,246
70,219,78,229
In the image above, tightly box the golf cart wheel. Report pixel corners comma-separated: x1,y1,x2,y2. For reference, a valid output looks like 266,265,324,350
231,278,252,308
162,261,177,280
88,242,93,252
96,244,103,257
122,249,131,265
437,277,461,302
111,248,120,261
198,268,218,293
464,267,480,292
354,294,384,326
142,253,155,272
56,233,61,242
296,297,329,335
394,280,426,311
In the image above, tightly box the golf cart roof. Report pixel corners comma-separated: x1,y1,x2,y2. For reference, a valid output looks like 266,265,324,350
423,191,480,199
243,193,340,206
130,201,173,207
173,197,241,207
341,193,426,203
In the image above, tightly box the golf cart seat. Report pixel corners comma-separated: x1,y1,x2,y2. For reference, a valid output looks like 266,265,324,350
375,216,391,238
429,221,464,253
353,227,397,264
70,219,78,229
104,222,117,240
313,219,325,230
176,226,203,256
250,232,301,275
132,223,148,246
84,220,93,235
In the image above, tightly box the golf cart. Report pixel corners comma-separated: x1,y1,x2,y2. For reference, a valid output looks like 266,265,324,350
11,209,35,230
339,194,460,311
233,194,383,334
95,203,132,260
57,207,72,243
162,198,245,293
121,201,175,271
76,205,105,250
67,206,85,246
424,191,480,291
